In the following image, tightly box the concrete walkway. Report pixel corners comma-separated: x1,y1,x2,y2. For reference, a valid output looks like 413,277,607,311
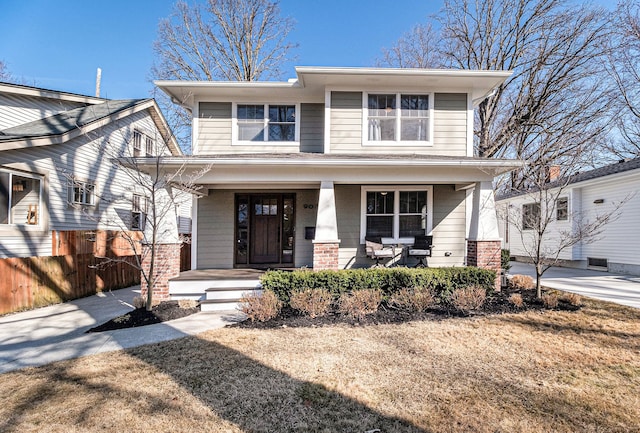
509,262,640,309
0,286,244,374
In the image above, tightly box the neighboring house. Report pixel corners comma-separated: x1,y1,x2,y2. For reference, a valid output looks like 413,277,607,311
496,158,640,276
152,66,520,304
0,81,187,260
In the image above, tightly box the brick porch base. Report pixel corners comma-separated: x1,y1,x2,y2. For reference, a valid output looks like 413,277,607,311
313,242,340,270
140,243,181,301
467,240,502,291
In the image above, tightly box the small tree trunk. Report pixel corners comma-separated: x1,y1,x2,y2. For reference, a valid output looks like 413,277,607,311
535,263,543,299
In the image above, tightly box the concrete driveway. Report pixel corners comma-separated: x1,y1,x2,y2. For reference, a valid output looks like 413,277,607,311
0,286,243,374
508,262,640,309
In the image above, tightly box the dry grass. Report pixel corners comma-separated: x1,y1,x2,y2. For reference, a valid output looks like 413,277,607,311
508,293,524,308
1,298,640,433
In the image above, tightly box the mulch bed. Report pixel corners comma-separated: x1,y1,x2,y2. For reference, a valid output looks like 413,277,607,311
86,301,200,333
233,287,580,329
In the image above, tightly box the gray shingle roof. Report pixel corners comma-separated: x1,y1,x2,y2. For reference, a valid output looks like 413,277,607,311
0,99,148,142
497,157,640,200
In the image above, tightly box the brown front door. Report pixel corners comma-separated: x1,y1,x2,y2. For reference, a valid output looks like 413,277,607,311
250,195,281,264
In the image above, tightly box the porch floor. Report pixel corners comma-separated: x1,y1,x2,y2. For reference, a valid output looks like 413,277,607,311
171,268,266,282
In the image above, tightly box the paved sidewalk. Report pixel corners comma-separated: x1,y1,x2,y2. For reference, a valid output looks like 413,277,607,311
0,286,244,374
509,262,640,309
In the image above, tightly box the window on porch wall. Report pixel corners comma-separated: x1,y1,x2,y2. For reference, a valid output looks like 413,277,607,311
365,190,427,239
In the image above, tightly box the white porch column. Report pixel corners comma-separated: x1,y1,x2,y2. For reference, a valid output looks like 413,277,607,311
313,180,341,270
467,181,502,290
468,181,500,241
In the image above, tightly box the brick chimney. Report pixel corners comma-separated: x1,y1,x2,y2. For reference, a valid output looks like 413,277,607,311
545,165,560,183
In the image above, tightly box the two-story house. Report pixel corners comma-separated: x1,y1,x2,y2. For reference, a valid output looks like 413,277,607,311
153,67,520,307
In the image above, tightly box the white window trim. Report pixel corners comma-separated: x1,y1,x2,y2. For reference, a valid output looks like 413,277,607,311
362,92,434,147
231,102,300,146
0,168,44,227
70,179,97,207
131,193,148,231
360,185,433,243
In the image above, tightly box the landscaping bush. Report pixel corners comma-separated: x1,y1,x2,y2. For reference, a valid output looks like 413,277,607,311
508,293,524,308
389,287,436,312
542,292,559,309
132,296,145,309
178,299,198,309
501,249,512,272
261,267,496,305
338,289,382,320
451,286,486,314
509,274,534,290
239,290,282,322
290,288,333,318
560,292,583,306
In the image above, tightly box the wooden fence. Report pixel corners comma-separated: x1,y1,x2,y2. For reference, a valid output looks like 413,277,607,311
0,254,140,315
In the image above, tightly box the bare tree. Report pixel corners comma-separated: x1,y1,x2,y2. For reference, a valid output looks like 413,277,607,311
500,153,628,298
377,23,444,69
380,0,614,180
151,0,298,152
606,1,640,159
0,60,14,82
69,104,209,311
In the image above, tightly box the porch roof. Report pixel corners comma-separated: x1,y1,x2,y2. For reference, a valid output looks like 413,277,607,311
132,153,522,186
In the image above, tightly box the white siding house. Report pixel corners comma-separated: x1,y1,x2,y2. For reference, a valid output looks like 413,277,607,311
496,158,640,276
0,82,187,259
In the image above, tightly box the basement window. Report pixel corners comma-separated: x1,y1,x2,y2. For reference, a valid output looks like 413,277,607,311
587,257,608,270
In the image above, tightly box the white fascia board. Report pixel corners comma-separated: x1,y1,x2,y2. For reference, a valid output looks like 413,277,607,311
0,82,104,104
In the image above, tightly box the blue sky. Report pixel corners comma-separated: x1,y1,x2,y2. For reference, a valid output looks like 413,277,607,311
0,0,442,99
1,1,615,100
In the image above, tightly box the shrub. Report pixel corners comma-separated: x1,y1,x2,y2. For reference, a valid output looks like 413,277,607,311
509,274,534,290
508,293,524,308
560,292,583,306
338,289,382,320
239,290,281,322
451,286,487,314
261,267,496,305
290,288,333,318
501,249,512,272
389,287,436,312
178,299,198,309
542,292,559,309
132,296,145,309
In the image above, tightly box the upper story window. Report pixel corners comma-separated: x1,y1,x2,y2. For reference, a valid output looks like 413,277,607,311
70,180,96,206
133,129,155,156
0,169,42,226
365,93,432,145
234,103,298,144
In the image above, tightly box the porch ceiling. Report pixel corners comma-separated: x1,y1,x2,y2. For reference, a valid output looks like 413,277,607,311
136,153,522,186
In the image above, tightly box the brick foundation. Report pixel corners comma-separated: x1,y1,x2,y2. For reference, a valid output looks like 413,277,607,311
467,240,502,291
313,242,340,271
140,243,181,301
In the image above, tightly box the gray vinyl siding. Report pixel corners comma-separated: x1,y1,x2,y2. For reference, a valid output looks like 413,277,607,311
430,184,467,266
299,103,324,153
330,92,362,152
195,189,317,269
329,92,468,156
196,190,235,268
197,102,232,154
335,185,365,268
0,93,86,130
0,110,173,258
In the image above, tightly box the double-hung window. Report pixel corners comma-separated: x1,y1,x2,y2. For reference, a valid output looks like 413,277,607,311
361,186,432,242
70,180,96,206
0,169,42,226
522,203,540,230
556,197,568,221
236,104,298,143
131,194,148,230
366,93,432,144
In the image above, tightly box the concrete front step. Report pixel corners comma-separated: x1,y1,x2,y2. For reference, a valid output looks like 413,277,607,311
170,279,262,296
201,287,264,312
